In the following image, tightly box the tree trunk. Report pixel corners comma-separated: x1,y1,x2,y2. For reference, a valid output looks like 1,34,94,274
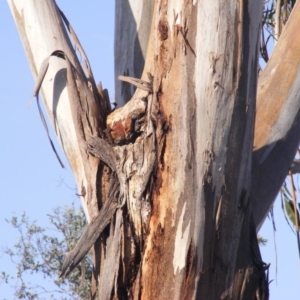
8,0,300,299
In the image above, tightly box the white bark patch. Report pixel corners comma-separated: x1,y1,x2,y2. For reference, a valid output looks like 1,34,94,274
271,67,276,75
167,0,184,26
8,0,102,220
173,202,191,275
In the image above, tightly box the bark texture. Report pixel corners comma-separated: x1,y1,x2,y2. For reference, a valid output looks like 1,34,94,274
8,0,300,299
7,0,106,222
115,0,154,105
252,1,300,229
133,1,265,298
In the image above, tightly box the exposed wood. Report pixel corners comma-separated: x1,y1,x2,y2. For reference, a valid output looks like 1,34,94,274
106,88,148,144
13,0,300,298
129,1,265,298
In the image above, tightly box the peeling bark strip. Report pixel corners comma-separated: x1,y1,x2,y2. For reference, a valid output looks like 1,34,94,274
118,75,153,93
11,0,300,298
60,174,119,277
87,137,118,172
29,50,65,168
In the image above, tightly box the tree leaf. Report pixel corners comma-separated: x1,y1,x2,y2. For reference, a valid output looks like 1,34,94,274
284,199,300,229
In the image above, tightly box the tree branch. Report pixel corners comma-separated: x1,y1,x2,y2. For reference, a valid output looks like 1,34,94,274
8,0,109,221
252,1,300,229
114,0,154,105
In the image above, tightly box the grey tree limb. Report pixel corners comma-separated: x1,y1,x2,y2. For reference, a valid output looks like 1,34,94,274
60,176,120,278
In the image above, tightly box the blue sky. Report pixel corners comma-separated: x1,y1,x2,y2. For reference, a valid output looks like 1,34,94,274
0,1,299,299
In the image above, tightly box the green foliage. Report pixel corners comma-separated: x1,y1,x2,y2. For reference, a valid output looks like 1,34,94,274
261,0,297,63
1,204,93,300
262,0,296,33
258,235,268,246
281,181,300,231
284,200,300,228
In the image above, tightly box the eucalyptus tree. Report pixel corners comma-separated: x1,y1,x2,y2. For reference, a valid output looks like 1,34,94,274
8,0,300,299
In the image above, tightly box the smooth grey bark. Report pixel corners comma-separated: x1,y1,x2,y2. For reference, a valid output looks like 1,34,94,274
114,0,154,105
